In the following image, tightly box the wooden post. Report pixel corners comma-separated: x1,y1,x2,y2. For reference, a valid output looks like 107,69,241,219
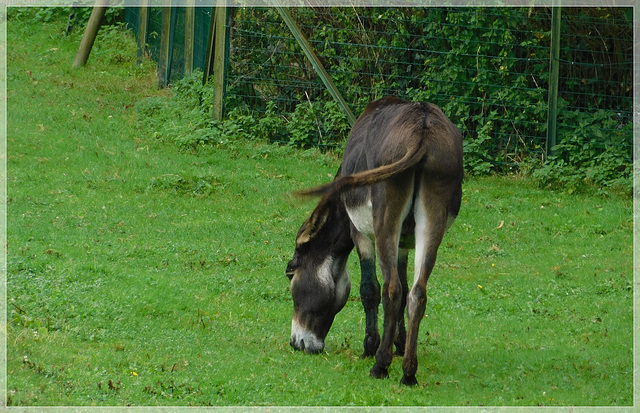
274,6,356,126
158,2,176,88
546,7,562,159
211,5,229,122
136,1,149,65
184,3,195,75
72,0,109,68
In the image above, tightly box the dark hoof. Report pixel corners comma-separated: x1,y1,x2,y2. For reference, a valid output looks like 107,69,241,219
360,351,375,359
394,347,405,357
400,374,418,386
363,335,380,358
370,365,389,379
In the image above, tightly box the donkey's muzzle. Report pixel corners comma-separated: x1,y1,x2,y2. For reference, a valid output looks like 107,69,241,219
290,319,325,354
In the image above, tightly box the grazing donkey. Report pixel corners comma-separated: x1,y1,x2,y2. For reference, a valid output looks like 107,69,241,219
286,97,463,385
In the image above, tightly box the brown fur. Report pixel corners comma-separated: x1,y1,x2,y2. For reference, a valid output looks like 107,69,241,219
287,97,463,385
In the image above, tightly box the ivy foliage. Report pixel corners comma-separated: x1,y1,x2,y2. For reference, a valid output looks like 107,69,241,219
532,107,632,195
138,7,632,195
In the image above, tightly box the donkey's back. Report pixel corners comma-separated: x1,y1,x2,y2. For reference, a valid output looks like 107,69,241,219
341,97,462,181
340,97,463,240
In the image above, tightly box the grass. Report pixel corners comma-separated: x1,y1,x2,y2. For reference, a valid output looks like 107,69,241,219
5,12,634,407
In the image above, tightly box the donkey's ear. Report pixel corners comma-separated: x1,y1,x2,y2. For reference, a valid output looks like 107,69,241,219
296,201,330,245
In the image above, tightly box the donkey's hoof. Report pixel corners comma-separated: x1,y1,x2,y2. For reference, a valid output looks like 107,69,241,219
400,374,418,386
370,365,389,379
363,336,380,358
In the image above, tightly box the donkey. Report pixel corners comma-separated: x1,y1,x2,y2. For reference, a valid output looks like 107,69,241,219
286,97,463,386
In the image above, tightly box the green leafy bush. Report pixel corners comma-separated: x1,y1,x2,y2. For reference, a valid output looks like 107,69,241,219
136,71,218,149
8,6,124,27
136,70,352,151
532,108,632,195
135,7,631,195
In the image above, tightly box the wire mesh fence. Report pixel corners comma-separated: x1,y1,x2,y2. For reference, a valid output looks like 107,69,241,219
125,6,633,171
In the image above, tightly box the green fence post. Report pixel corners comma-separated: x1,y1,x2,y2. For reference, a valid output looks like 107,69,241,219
546,6,561,160
203,8,215,84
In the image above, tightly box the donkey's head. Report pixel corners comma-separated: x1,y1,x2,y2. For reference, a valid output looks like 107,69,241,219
286,198,354,353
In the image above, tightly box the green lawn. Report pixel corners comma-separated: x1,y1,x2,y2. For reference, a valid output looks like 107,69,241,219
5,12,634,407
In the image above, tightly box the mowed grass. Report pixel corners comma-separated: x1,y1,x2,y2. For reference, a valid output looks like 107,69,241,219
6,13,634,406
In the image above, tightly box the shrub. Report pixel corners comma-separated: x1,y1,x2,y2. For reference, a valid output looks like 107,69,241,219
532,108,632,195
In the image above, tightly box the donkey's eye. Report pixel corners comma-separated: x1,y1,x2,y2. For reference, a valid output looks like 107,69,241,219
286,260,299,280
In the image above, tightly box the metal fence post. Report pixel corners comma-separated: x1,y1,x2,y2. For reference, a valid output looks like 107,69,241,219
203,8,215,83
546,6,562,160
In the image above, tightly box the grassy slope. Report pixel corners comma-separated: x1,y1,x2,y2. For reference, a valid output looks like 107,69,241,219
6,14,633,406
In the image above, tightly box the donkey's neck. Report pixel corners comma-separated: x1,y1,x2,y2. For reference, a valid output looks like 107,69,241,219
326,199,355,259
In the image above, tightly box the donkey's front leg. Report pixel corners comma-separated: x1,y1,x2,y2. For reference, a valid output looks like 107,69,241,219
359,257,380,357
370,246,403,379
352,229,380,358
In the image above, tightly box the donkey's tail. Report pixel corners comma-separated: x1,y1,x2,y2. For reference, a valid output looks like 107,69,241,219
296,141,427,200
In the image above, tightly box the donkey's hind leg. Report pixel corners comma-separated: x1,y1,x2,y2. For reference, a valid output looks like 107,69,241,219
369,177,414,380
401,185,449,386
394,248,409,356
